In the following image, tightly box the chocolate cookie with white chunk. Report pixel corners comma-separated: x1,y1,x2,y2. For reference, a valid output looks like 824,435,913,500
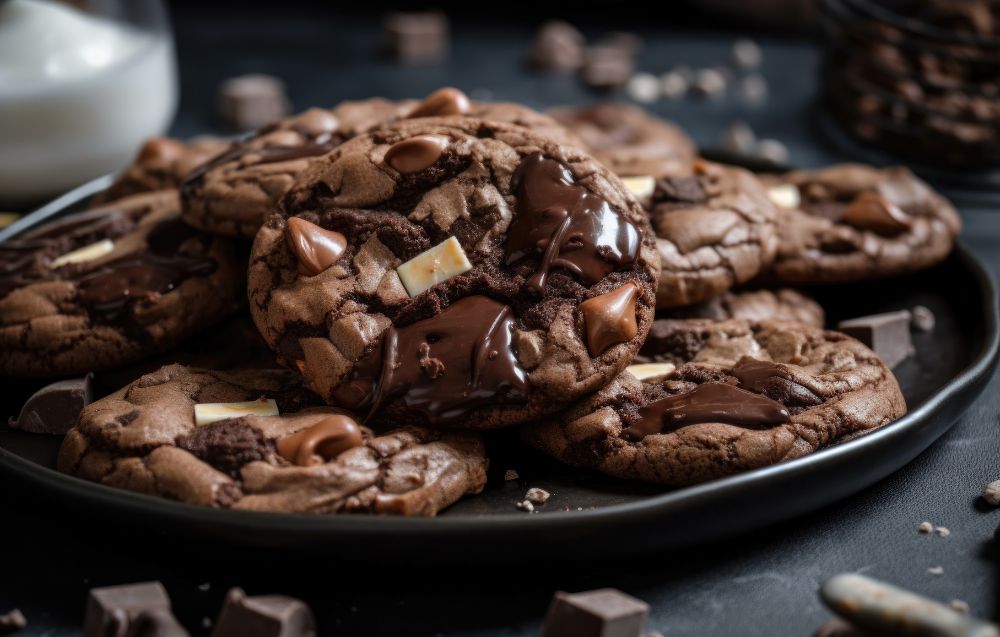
760,164,961,284
0,191,244,377
249,117,658,430
181,87,580,239
58,365,486,516
649,160,780,308
523,319,905,486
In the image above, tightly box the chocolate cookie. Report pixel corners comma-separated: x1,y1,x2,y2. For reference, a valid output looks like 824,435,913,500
665,289,824,327
93,136,228,206
761,164,961,284
0,190,244,377
182,88,580,238
249,117,659,430
58,365,487,516
650,160,780,308
523,319,906,486
548,102,696,178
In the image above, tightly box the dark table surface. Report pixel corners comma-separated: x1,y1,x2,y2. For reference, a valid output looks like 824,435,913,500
2,6,1000,636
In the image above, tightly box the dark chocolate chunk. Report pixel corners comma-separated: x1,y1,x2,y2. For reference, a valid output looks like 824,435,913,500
540,589,648,637
383,12,448,65
217,74,290,132
9,374,93,434
528,21,584,72
211,588,315,637
837,310,913,368
84,582,172,637
911,305,936,332
125,609,189,637
0,608,27,634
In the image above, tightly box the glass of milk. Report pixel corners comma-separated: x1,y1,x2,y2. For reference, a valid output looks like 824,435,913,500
0,0,178,206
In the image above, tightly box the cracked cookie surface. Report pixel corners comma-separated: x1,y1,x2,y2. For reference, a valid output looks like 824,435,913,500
760,164,961,284
664,288,824,327
523,319,906,486
58,364,487,516
649,160,780,308
249,116,659,430
548,102,696,178
0,191,244,377
182,89,581,238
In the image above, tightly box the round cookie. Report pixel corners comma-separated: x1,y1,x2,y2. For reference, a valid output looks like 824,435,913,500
0,190,244,377
665,289,824,327
649,160,780,308
249,117,659,430
93,136,228,206
181,88,581,238
760,164,961,284
548,102,696,178
58,365,486,516
523,319,907,486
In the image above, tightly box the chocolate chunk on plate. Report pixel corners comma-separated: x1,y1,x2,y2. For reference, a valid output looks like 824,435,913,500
837,310,913,368
9,374,93,434
211,587,315,637
84,582,174,637
540,589,649,637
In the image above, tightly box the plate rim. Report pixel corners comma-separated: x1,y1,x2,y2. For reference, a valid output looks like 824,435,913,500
1,244,996,538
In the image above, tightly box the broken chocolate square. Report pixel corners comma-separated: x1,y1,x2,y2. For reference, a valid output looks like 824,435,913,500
9,374,93,434
211,588,315,637
126,608,190,637
837,310,913,368
216,74,290,132
540,589,648,637
383,12,448,65
84,582,172,637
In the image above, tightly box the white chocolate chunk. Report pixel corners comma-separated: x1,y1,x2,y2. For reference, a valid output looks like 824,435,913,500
626,362,677,381
621,175,656,203
767,183,800,210
194,398,278,425
396,236,472,297
49,238,114,269
0,212,19,229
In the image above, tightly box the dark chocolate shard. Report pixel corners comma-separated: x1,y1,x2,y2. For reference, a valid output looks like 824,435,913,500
0,608,27,634
211,588,315,637
124,609,189,637
540,588,649,637
837,310,913,368
10,374,93,434
84,582,172,637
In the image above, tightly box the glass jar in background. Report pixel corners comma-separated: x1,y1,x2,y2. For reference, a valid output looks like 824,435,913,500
0,0,178,206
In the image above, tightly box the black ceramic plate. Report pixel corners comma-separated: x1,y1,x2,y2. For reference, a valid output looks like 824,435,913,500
0,178,997,563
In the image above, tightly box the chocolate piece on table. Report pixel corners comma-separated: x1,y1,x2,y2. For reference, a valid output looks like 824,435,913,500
837,310,913,368
211,588,315,637
0,608,27,634
581,46,634,90
540,588,648,637
217,74,290,132
84,582,172,637
820,573,1000,637
9,374,93,434
125,609,190,637
383,12,448,65
528,21,584,72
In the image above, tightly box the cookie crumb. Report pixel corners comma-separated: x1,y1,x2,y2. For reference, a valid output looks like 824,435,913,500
982,479,1000,505
950,599,970,614
927,566,944,575
201,617,212,629
0,608,27,631
525,487,551,505
516,500,535,513
935,526,950,537
504,469,519,481
911,305,935,332
198,582,210,592
918,521,933,533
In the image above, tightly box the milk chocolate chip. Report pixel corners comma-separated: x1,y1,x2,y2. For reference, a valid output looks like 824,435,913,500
286,218,347,276
580,282,639,356
841,192,912,236
408,87,470,118
276,415,364,466
384,135,449,173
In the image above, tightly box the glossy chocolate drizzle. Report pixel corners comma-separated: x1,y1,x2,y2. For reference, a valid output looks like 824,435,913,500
626,382,790,440
731,357,823,407
505,153,640,294
332,295,528,425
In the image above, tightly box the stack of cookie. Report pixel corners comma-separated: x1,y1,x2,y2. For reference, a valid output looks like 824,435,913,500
1,87,961,516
